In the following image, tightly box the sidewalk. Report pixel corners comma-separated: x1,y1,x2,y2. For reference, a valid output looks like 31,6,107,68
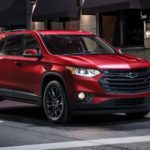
122,47,150,60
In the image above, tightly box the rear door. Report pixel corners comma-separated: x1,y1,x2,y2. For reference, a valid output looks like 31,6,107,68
0,34,23,93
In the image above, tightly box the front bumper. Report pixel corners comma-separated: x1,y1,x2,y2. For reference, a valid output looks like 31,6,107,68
67,72,150,114
72,97,150,114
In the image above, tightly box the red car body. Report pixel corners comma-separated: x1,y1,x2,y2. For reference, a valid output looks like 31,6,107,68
0,30,150,123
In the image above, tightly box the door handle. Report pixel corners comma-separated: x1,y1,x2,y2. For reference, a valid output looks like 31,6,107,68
14,61,22,66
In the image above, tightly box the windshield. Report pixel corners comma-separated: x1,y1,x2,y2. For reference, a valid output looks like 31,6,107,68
42,34,115,55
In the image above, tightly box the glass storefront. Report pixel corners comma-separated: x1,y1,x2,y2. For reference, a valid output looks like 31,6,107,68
123,10,144,47
80,15,96,34
144,20,150,48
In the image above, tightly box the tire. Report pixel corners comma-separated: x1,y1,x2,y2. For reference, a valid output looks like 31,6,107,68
43,81,69,123
126,111,149,119
0,98,4,101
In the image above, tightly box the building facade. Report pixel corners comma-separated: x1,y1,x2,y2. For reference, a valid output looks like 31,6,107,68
0,0,150,49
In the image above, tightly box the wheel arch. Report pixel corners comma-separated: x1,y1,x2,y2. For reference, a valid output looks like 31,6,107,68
41,72,69,102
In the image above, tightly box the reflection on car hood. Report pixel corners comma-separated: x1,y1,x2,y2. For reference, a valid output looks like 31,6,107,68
56,54,150,69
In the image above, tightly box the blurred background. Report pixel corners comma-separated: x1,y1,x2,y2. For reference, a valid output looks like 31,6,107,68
0,0,150,59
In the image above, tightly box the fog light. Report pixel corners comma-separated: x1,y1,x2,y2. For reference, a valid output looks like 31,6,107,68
78,92,85,100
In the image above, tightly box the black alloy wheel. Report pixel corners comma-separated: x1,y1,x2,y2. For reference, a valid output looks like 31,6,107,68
0,98,4,101
43,81,69,123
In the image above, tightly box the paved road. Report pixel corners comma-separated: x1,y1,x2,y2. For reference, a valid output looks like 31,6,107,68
0,100,150,150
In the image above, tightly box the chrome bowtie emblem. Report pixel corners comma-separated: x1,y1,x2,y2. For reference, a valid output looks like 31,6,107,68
125,72,138,79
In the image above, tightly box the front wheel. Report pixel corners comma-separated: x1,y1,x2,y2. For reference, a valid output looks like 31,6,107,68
125,111,149,119
0,98,4,101
43,81,69,123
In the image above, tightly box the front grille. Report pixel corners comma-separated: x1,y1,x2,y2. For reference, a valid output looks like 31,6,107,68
114,98,144,106
100,69,150,94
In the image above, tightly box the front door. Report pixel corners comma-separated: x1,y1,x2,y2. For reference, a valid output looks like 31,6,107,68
12,34,43,102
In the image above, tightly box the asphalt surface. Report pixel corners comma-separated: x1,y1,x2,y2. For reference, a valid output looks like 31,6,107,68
0,100,150,150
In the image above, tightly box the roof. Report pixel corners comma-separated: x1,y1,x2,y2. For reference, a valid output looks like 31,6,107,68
0,30,94,36
37,30,94,35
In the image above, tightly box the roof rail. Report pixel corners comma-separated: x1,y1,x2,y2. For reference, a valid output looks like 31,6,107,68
0,29,27,33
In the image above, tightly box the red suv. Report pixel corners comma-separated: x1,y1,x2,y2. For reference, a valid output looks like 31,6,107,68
0,29,150,123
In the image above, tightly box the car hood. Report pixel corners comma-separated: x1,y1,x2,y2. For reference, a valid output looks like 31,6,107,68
55,54,150,69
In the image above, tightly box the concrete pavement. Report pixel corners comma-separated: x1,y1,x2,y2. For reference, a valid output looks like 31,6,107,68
0,100,150,149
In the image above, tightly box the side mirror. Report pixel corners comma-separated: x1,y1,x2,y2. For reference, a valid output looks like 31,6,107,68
23,49,42,58
115,48,122,54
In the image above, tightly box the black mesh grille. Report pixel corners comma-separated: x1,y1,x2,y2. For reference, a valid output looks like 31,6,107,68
114,98,144,106
100,69,150,94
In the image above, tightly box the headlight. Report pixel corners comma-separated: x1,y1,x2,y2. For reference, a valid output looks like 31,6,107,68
66,66,100,77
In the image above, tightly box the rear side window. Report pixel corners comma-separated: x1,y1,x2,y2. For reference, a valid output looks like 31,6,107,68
0,36,5,53
3,35,24,56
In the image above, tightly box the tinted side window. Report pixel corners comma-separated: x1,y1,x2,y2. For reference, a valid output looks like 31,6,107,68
3,35,24,56
23,35,40,51
0,36,5,53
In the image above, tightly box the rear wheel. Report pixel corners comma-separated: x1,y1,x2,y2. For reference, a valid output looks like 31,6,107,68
43,81,69,123
125,111,149,119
